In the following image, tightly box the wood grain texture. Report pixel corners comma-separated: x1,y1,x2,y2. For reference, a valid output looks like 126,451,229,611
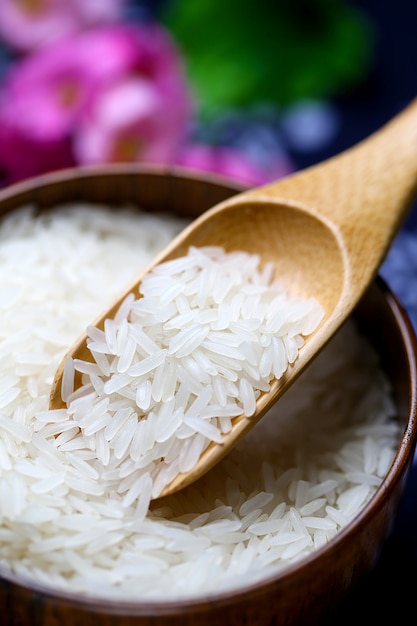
0,164,416,625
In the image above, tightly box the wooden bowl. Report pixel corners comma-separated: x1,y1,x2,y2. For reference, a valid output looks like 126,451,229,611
0,164,416,626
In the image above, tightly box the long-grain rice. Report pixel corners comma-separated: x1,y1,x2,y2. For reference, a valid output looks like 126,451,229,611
0,202,400,601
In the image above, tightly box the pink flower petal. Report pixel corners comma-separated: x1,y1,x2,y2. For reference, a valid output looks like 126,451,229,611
0,52,91,140
0,120,74,184
74,77,190,164
0,0,125,52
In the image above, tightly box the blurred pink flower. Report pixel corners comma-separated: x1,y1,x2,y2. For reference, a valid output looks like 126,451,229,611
74,77,190,164
0,22,193,182
0,24,160,141
175,143,294,187
0,0,125,52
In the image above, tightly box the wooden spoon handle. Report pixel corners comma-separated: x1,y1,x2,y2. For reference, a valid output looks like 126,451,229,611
241,97,417,289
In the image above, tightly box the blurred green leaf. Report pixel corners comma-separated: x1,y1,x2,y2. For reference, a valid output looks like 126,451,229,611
160,0,375,117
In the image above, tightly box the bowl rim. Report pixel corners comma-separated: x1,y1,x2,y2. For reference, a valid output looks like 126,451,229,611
0,162,247,204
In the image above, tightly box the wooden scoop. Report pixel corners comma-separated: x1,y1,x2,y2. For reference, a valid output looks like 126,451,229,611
50,97,417,498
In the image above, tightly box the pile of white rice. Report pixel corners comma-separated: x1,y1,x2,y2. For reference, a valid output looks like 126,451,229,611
0,203,400,600
61,243,324,501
